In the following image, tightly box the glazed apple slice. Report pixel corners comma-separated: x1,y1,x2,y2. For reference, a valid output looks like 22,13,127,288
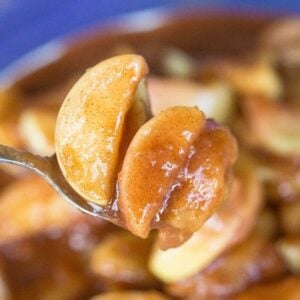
118,106,205,238
149,155,262,282
241,97,300,157
147,77,234,123
119,87,150,159
158,121,238,249
19,107,57,156
89,231,156,288
55,55,148,205
92,291,170,300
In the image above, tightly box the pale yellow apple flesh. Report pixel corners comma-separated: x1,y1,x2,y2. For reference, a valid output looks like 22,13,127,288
147,77,233,123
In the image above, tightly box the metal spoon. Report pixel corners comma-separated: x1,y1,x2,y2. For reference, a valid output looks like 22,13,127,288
0,144,114,222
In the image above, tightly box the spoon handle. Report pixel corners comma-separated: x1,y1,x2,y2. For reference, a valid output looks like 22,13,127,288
0,144,69,201
0,144,114,221
0,144,54,175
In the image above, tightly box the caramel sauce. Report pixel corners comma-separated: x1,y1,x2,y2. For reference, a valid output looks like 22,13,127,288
0,218,114,300
55,55,238,248
97,116,237,250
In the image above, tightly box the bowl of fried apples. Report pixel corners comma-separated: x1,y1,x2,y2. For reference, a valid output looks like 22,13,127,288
0,9,299,300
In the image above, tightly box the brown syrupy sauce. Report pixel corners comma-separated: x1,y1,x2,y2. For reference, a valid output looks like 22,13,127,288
0,217,115,300
95,118,237,250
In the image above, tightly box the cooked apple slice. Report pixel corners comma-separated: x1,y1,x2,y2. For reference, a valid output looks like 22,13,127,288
158,121,238,249
118,107,205,238
240,97,300,156
91,291,170,300
19,107,57,156
224,61,282,99
149,155,262,282
167,233,285,299
119,85,149,159
55,55,148,205
161,47,194,77
236,277,300,300
89,231,157,288
259,19,300,103
148,77,233,123
260,18,300,67
0,175,79,243
277,236,300,274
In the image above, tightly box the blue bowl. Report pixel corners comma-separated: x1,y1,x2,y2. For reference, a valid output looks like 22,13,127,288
1,0,299,71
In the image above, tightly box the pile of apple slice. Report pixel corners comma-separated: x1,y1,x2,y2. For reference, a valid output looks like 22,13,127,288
55,55,238,248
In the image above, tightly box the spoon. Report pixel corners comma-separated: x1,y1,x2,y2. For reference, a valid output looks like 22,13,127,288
0,144,114,222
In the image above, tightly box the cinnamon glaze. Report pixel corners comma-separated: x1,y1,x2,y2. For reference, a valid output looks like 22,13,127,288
55,55,238,248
